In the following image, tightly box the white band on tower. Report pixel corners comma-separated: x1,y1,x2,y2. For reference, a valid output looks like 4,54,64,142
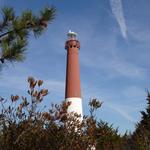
66,97,83,119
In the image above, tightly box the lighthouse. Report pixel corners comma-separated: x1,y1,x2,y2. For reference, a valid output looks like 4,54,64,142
65,30,83,119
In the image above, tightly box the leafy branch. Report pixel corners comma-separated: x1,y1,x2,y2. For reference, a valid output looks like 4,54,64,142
0,6,56,65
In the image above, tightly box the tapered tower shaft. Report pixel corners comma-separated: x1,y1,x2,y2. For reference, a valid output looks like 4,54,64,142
65,31,83,117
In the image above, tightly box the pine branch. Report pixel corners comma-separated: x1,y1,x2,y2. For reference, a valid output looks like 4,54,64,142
0,6,56,65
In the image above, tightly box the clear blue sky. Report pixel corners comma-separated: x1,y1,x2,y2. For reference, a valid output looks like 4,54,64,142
0,0,150,134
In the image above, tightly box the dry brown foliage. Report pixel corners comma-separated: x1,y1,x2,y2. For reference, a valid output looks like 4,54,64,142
0,77,127,150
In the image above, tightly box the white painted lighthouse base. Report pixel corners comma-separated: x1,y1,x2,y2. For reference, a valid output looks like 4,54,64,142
66,97,83,120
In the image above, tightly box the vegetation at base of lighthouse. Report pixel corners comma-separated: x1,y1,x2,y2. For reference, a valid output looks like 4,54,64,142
0,76,150,150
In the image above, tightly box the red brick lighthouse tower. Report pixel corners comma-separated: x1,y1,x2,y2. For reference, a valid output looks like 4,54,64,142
65,30,83,119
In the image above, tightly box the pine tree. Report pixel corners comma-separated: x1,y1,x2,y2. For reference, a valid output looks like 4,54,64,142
95,121,125,150
130,92,150,149
0,6,55,67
